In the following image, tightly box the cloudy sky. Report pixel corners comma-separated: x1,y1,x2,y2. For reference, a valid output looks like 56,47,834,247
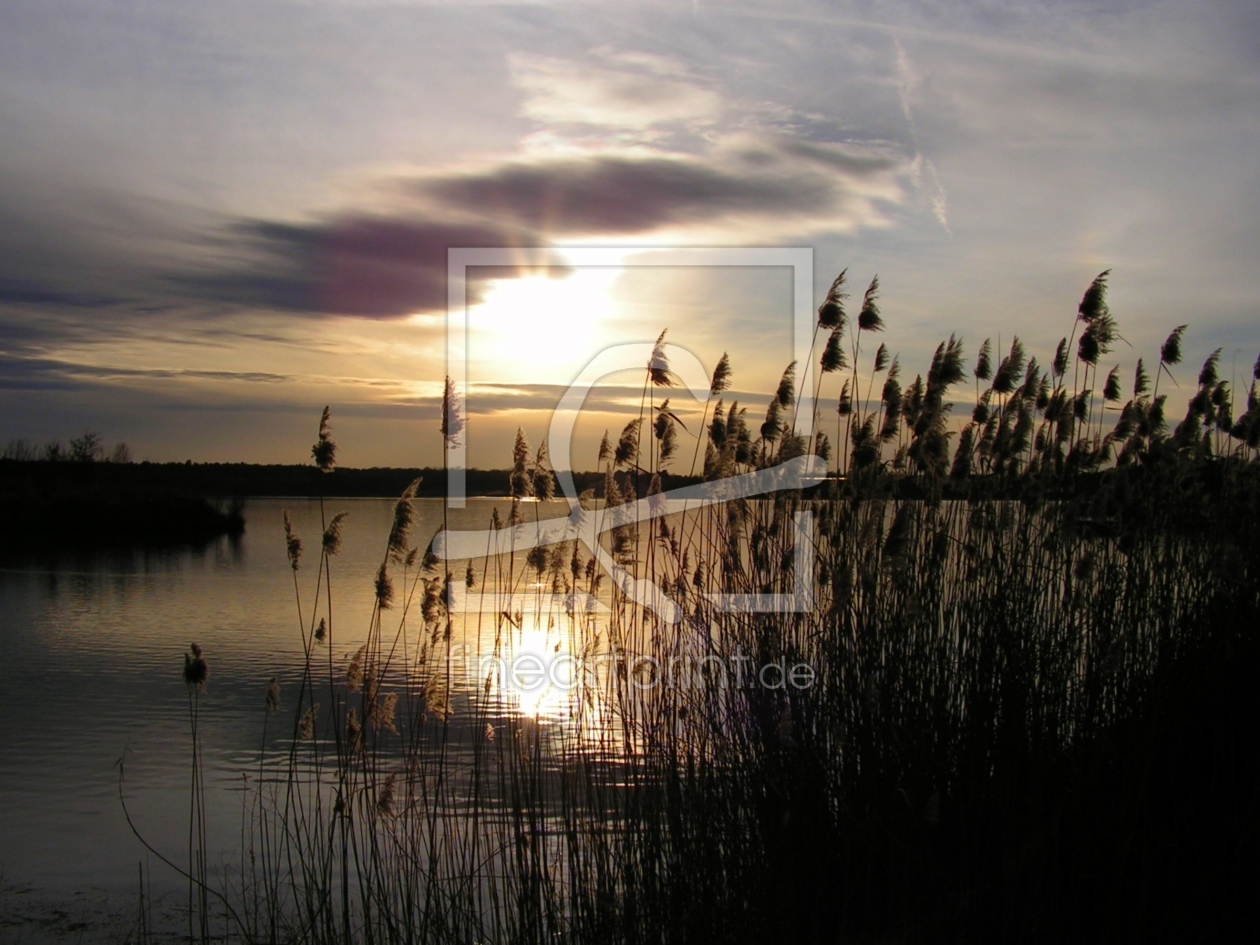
2,0,1258,469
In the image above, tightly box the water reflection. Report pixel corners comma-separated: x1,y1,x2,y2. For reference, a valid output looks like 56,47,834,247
0,497,623,907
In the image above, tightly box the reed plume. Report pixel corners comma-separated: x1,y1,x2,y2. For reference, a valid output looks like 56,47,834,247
857,275,883,332
817,268,848,330
183,644,209,689
265,677,280,713
283,511,302,571
387,479,419,563
322,512,348,556
711,352,733,394
510,428,533,498
311,406,336,472
649,329,674,387
441,375,465,449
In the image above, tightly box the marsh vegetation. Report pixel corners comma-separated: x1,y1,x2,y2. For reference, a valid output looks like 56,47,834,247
131,271,1260,944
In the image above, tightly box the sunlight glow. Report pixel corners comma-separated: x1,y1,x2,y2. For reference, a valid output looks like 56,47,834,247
469,268,622,381
506,617,576,720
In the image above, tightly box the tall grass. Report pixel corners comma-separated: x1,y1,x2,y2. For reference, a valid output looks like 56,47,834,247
137,271,1260,943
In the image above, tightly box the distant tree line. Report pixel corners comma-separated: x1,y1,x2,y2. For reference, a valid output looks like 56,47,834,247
2,432,131,464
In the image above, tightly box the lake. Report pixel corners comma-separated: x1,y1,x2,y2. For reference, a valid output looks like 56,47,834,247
3,483,1251,943
0,496,605,941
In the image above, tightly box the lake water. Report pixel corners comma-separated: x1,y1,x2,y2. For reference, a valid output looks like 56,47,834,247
0,496,598,940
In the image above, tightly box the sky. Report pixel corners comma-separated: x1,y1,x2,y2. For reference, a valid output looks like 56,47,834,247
1,0,1258,470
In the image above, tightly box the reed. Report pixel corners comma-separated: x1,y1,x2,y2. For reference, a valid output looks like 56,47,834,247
129,271,1260,943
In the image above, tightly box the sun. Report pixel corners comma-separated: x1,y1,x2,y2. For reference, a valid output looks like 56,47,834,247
503,618,577,720
469,267,621,381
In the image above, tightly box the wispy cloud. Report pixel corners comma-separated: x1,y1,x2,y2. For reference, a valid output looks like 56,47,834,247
894,37,950,234
0,352,294,392
510,49,722,134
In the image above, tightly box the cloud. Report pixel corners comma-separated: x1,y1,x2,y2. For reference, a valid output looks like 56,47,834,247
0,192,141,324
0,31,909,333
416,151,832,235
894,38,951,234
0,278,123,310
167,136,903,320
174,215,563,319
422,136,902,233
510,49,722,131
478,381,687,417
0,351,294,393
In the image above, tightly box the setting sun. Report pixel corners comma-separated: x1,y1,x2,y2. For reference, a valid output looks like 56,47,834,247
469,268,623,381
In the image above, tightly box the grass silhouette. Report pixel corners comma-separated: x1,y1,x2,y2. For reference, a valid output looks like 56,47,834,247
126,270,1260,944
